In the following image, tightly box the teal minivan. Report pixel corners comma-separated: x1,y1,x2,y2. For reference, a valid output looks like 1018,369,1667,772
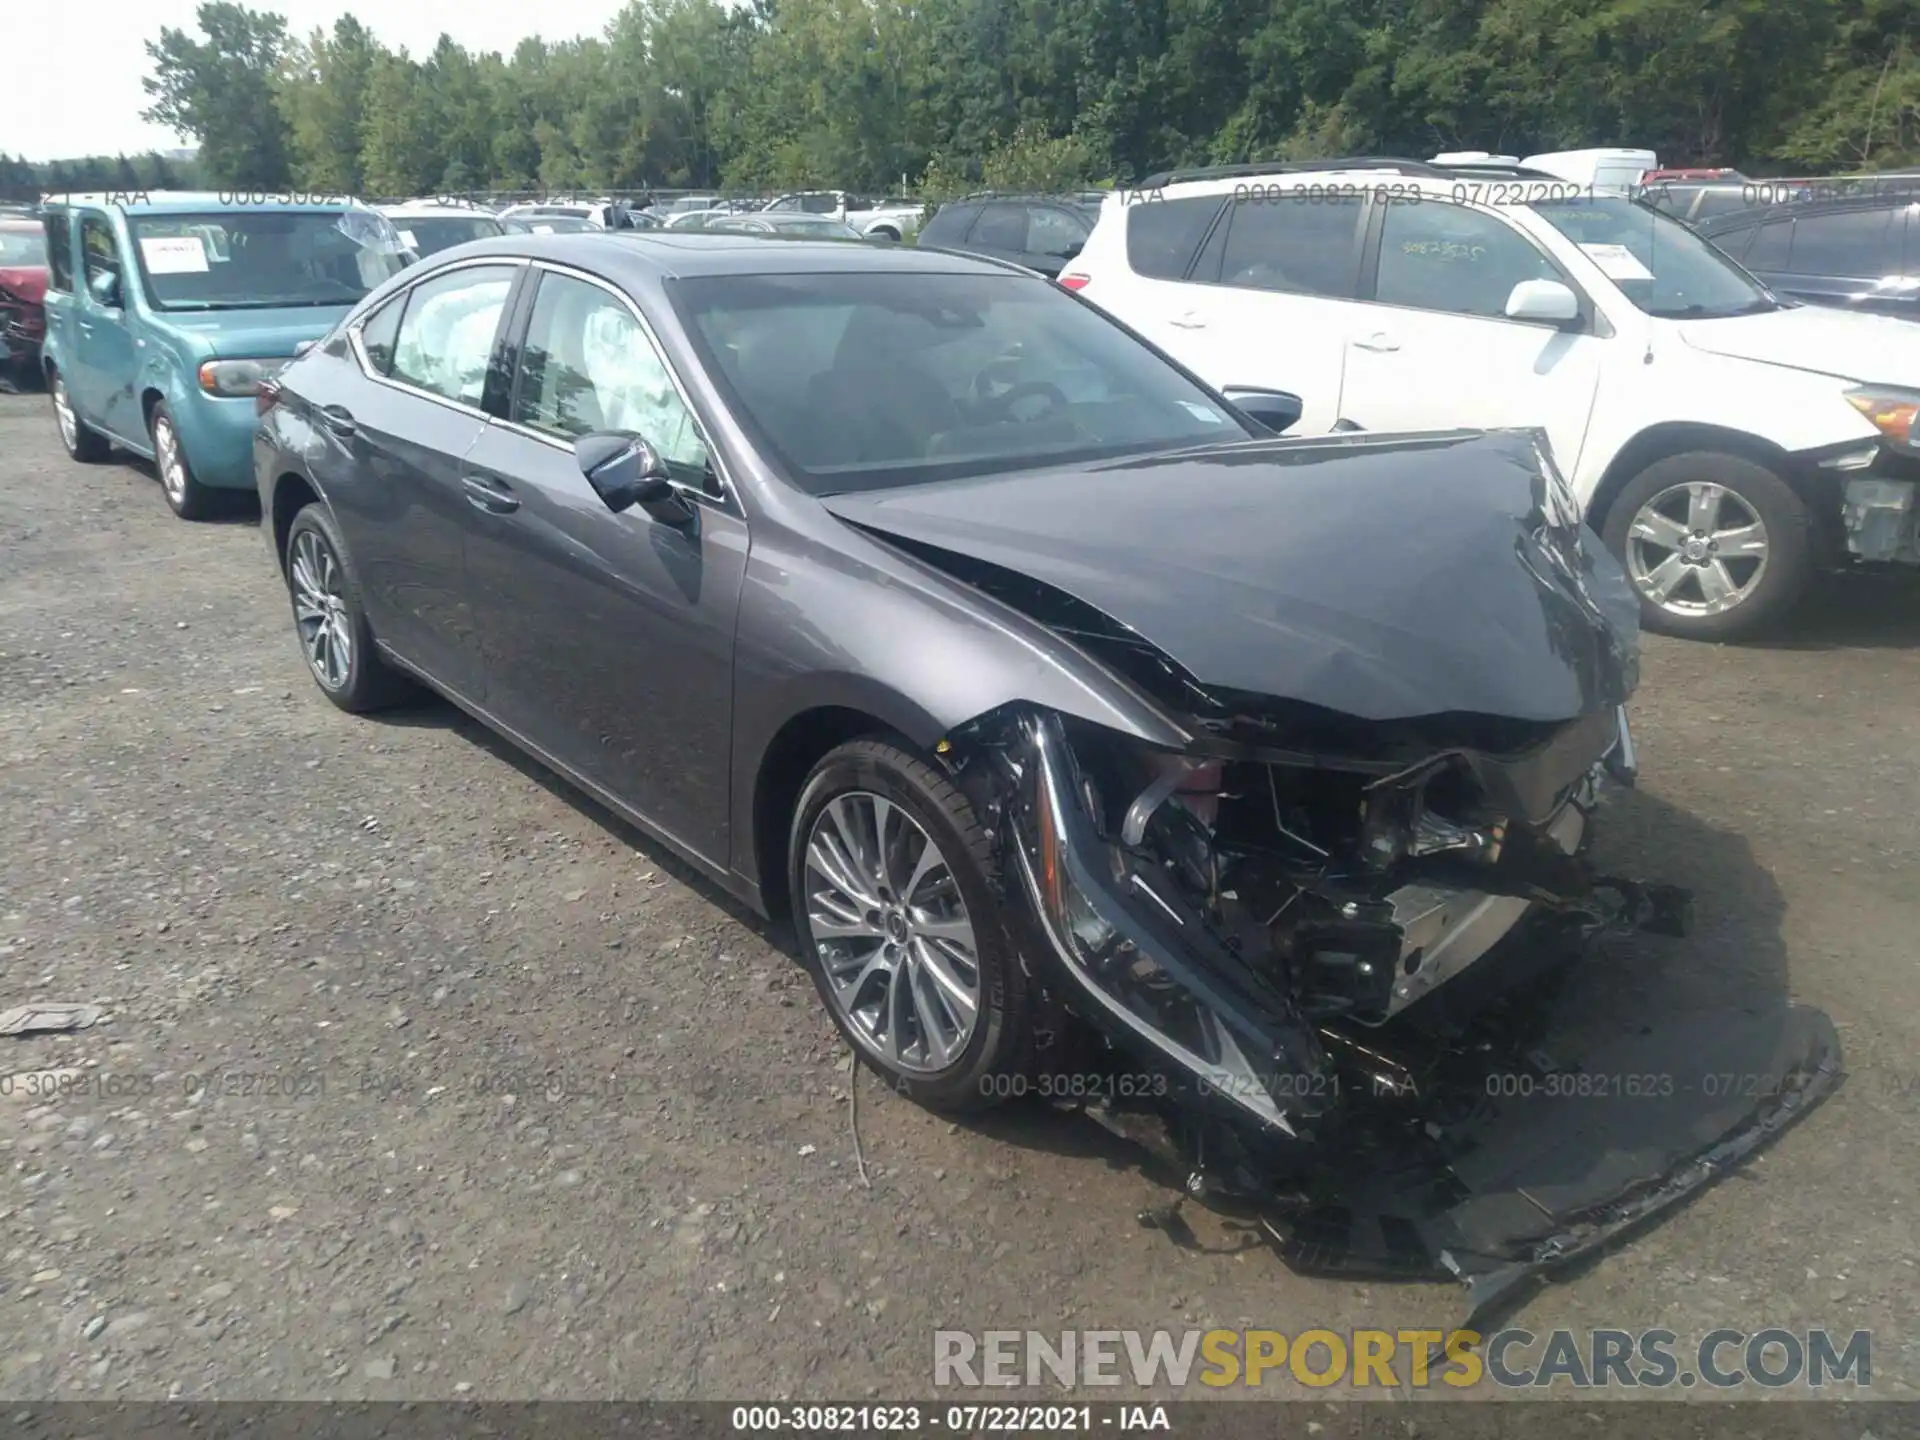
39,192,410,517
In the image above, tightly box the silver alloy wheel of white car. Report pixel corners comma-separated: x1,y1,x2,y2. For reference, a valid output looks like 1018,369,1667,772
1624,480,1771,618
153,413,188,508
289,527,353,691
52,374,78,452
802,790,982,1074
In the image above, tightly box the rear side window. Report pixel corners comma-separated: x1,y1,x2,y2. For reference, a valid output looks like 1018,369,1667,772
44,210,75,292
921,203,981,245
1741,219,1793,270
389,263,517,406
1217,196,1365,299
970,204,1029,251
1126,196,1225,280
1786,208,1901,277
1028,206,1090,259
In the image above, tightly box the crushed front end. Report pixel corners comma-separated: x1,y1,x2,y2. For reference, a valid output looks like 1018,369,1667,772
945,702,1837,1320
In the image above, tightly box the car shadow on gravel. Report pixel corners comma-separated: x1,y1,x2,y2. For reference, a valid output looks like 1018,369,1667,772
362,694,786,945
955,784,1817,1317
120,456,266,524
1752,571,1920,650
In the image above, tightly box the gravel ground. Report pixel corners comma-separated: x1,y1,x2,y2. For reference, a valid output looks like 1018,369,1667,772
1,387,1917,1403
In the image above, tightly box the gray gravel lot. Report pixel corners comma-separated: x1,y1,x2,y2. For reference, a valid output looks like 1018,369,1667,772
2,388,1918,1402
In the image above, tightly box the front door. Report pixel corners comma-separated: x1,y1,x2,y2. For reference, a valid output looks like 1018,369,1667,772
459,265,748,865
1337,198,1606,474
72,213,140,441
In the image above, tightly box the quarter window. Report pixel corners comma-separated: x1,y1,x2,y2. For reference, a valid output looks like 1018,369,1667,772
1216,197,1364,298
388,264,516,406
512,272,709,475
1375,203,1561,318
357,293,405,376
1125,196,1225,281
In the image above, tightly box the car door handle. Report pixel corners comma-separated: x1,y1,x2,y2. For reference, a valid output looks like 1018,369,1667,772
1168,311,1208,329
318,405,356,438
76,320,94,336
1353,332,1400,352
461,475,519,514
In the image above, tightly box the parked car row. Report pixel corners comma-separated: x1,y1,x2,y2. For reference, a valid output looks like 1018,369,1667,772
24,187,1841,1317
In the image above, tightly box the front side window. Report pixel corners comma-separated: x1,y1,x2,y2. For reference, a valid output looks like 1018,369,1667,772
673,270,1256,494
1216,196,1364,298
126,210,410,312
1741,219,1793,270
513,272,709,475
1530,196,1775,319
0,226,46,266
43,211,75,292
389,264,516,406
80,215,122,298
1374,202,1559,317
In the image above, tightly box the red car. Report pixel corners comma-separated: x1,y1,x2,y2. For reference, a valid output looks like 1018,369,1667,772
0,217,49,386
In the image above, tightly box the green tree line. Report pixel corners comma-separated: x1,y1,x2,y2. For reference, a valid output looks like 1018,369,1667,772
53,0,1920,196
0,152,202,201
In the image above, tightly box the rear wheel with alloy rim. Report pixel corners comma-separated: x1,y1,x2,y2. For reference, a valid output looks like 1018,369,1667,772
149,400,219,519
282,504,415,713
1601,450,1810,642
49,367,109,461
789,738,1033,1111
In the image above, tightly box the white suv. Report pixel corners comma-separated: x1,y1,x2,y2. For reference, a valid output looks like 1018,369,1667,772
1067,158,1920,640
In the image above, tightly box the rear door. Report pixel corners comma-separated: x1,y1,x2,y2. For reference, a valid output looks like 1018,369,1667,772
1151,193,1367,434
1335,197,1605,472
299,258,521,697
71,211,140,440
457,262,749,865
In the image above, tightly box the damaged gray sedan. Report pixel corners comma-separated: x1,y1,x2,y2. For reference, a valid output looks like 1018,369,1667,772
258,233,1840,1318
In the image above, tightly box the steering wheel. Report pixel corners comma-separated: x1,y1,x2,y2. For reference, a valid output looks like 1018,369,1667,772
974,378,1069,424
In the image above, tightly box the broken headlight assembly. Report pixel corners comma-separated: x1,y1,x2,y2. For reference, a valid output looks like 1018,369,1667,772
1007,713,1332,1137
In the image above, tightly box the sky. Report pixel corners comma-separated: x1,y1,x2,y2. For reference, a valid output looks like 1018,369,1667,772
5,0,629,163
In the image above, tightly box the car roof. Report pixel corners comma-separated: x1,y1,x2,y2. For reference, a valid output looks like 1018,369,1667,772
1695,192,1920,232
40,190,367,214
437,230,1017,280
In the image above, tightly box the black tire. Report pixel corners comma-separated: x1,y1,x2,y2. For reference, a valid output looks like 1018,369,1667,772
1600,450,1811,642
282,503,416,713
788,737,1034,1112
49,365,109,462
149,399,221,520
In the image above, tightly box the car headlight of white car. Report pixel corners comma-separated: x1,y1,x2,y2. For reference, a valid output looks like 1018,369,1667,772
1844,385,1920,452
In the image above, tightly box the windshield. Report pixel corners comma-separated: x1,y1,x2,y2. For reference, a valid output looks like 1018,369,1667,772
672,271,1256,494
128,211,409,311
763,216,865,239
505,214,596,234
1530,196,1776,318
393,215,503,255
0,226,46,265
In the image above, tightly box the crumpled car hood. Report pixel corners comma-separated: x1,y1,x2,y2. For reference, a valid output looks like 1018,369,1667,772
0,265,48,306
823,430,1640,724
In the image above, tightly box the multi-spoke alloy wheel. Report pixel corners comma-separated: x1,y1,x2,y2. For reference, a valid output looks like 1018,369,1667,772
290,527,353,692
803,790,982,1073
52,374,78,451
49,368,107,461
148,400,215,518
1625,480,1769,619
1602,451,1811,642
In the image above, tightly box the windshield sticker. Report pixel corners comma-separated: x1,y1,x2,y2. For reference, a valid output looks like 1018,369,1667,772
1179,402,1228,423
1580,242,1652,281
139,235,210,274
397,229,419,249
533,224,555,233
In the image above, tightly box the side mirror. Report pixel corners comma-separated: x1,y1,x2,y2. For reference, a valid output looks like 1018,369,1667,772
572,431,695,525
1221,387,1304,436
87,269,121,308
1504,278,1580,324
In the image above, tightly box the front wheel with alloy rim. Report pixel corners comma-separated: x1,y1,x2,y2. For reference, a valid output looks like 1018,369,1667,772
282,504,415,713
1601,450,1811,642
49,367,109,462
149,400,219,519
788,738,1033,1112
